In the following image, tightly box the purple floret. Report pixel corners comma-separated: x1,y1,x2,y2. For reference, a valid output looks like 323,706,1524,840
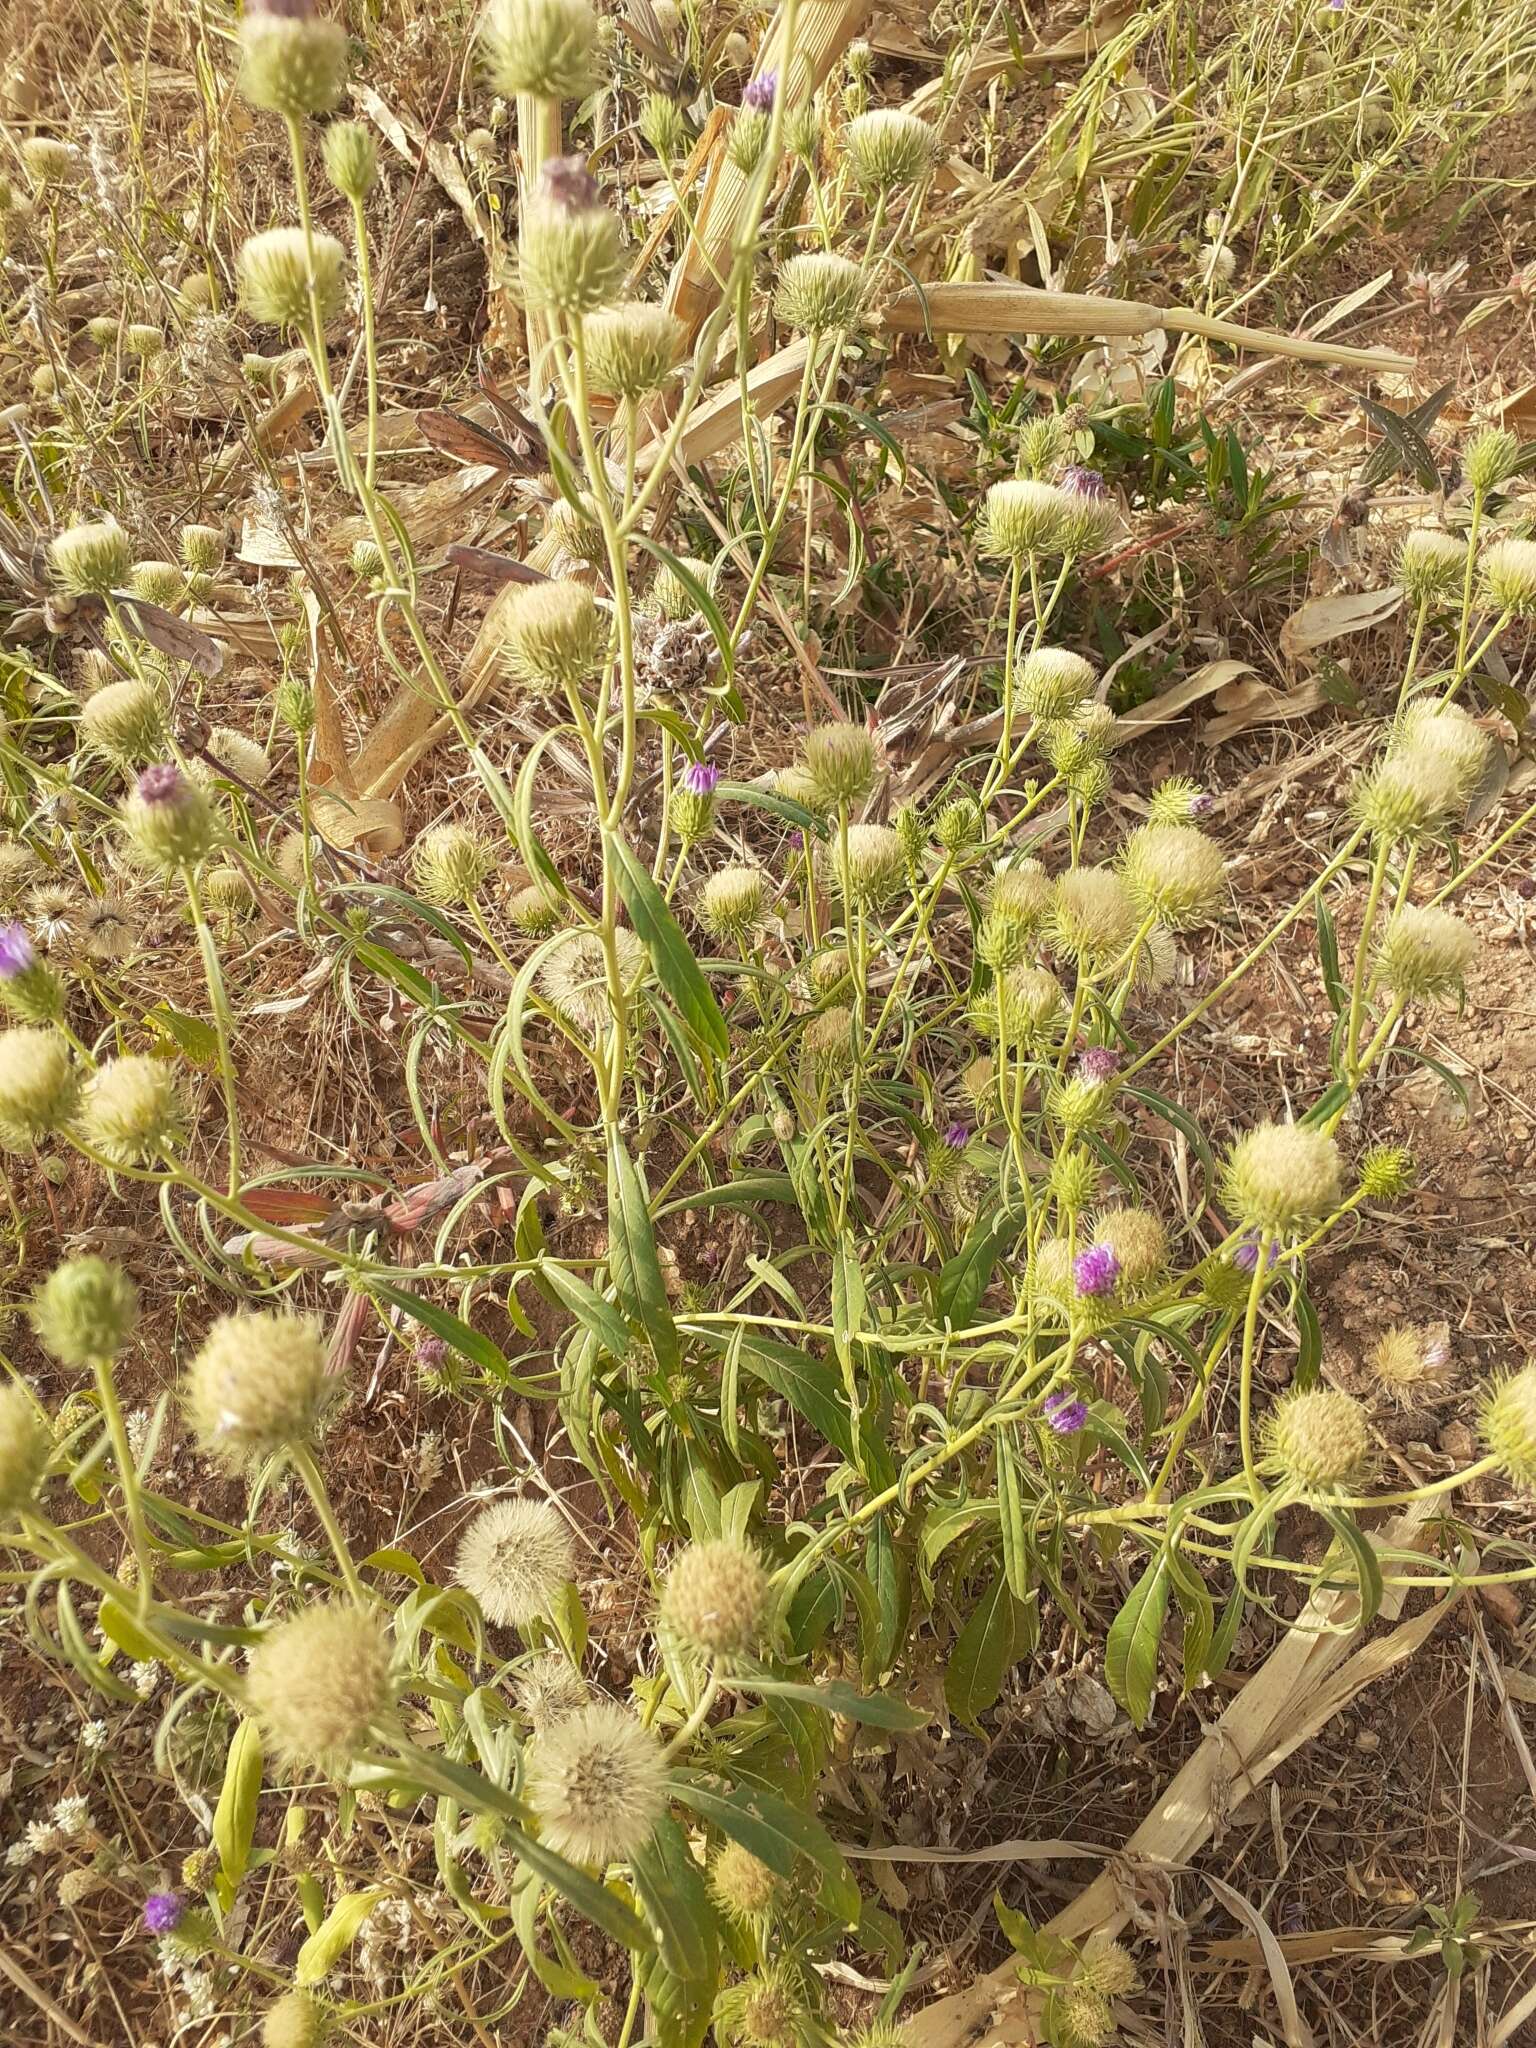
1060,465,1108,498
1077,1046,1120,1084
136,763,182,805
143,1892,182,1935
941,1120,969,1150
1043,1389,1088,1434
1189,791,1214,817
682,760,720,796
0,923,35,980
743,70,777,112
1073,1243,1120,1297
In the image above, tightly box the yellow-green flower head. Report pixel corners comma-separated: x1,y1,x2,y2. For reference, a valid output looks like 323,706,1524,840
980,479,1073,561
411,822,495,907
1051,864,1137,969
519,162,622,314
1357,1142,1414,1200
1018,412,1066,476
1018,645,1094,720
84,1054,186,1162
129,559,184,606
1146,774,1208,825
323,117,378,201
1464,425,1521,495
1046,1072,1111,1134
1264,1387,1371,1493
239,5,348,118
122,764,217,872
205,865,256,923
0,1383,50,1516
726,107,773,173
658,1536,769,1658
996,964,1064,1047
524,1699,668,1863
543,492,606,564
649,555,715,622
180,523,226,574
184,1311,326,1468
124,323,163,360
1396,527,1467,603
1479,536,1536,617
1093,1206,1167,1289
961,1052,996,1109
29,1256,139,1366
807,946,851,996
508,883,565,936
1374,903,1477,1002
500,578,604,693
802,722,878,809
772,252,866,335
50,519,131,597
724,1964,803,2048
1046,1144,1099,1218
238,227,346,329
842,108,935,191
1120,822,1225,929
802,1004,855,1075
1394,700,1492,807
698,864,768,943
480,0,597,99
1077,1932,1140,2000
21,136,80,187
1350,746,1460,841
986,859,1052,936
785,102,822,162
710,1839,780,1921
1027,1235,1074,1314
1056,1985,1113,2048
931,795,982,855
1481,1365,1536,1485
245,1603,397,1768
0,1027,79,1138
1058,488,1117,558
514,1650,591,1729
835,822,906,904
1223,1121,1341,1233
581,302,683,401
78,678,164,767
261,1987,329,2048
639,91,688,164
453,1495,575,1628
538,927,647,1035
774,763,832,818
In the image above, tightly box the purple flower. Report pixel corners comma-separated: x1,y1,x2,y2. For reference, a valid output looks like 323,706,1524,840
0,923,35,980
788,829,804,852
941,1120,969,1150
1060,465,1107,498
743,70,777,113
143,1892,182,1935
1043,1390,1088,1434
416,1336,447,1367
539,155,600,214
136,763,182,805
682,760,719,797
1189,791,1214,817
1077,1046,1120,1084
1232,1233,1277,1274
1073,1243,1120,1297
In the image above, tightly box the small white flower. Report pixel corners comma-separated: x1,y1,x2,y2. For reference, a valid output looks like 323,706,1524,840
80,1720,109,1752
131,1661,160,1699
25,1820,63,1855
5,1837,36,1868
51,1795,91,1836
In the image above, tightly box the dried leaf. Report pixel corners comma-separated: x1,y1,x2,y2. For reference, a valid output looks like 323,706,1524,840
1279,586,1402,658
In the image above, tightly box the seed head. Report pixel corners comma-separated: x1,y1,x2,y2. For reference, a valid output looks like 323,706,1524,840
723,1965,803,2048
180,524,225,574
1093,1206,1167,1289
978,861,1051,969
996,965,1064,1047
1351,746,1461,841
1481,1366,1536,1485
412,823,495,907
1265,1387,1371,1493
772,252,866,334
698,865,768,943
837,822,906,905
507,884,565,936
842,108,935,191
30,1256,139,1367
1480,537,1536,617
480,0,597,99
514,1652,590,1729
1394,701,1492,807
711,1839,780,1920
245,1603,396,1768
1018,646,1094,721
1397,528,1467,603
0,1383,51,1515
1464,426,1521,495
980,480,1073,561
802,1004,855,1076
454,1496,575,1628
50,520,131,597
581,303,683,401
524,1699,668,1863
1224,1121,1341,1234
1120,822,1225,929
648,555,715,622
78,678,164,767
184,1311,326,1468
658,1536,768,1658
539,927,647,1034
1374,903,1477,1002
802,723,877,809
262,1988,330,2048
323,118,378,201
0,1027,79,1139
239,7,349,118
122,765,217,871
204,727,274,788
0,842,40,903
1077,1932,1139,2000
238,227,345,330
21,137,80,187
1051,865,1138,969
520,178,622,315
500,578,604,694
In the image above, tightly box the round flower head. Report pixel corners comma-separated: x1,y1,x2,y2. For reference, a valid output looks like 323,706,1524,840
980,480,1073,561
1223,1122,1341,1234
698,864,768,943
323,117,377,201
184,1311,326,1468
581,303,683,401
803,947,848,998
524,1699,668,1863
1051,865,1137,969
21,136,80,187
239,4,348,118
0,924,60,1025
0,1027,79,1138
932,796,983,855
978,860,1051,968
1394,701,1492,807
772,252,866,334
1147,774,1209,825
204,727,273,788
79,678,164,767
514,1651,591,1729
842,108,935,190
658,1536,768,1658
1367,1324,1435,1400
30,1256,139,1367
238,227,346,329
543,492,606,564
726,108,773,173
143,1890,182,1935
1047,1145,1099,1220
1018,646,1094,721
639,91,688,163
1265,1387,1371,1493
480,0,597,98
1480,537,1536,617
1093,1206,1167,1290
774,764,831,818
711,1839,780,1921
1481,1365,1536,1485
50,519,131,597
180,523,226,574
1464,425,1521,495
996,964,1064,1048
802,1004,855,1076
1057,488,1117,558
1351,745,1461,842
84,1054,186,1162
412,823,495,907
802,722,877,809
1046,1072,1112,1135
1397,528,1467,603
245,1603,396,1768
0,1383,51,1516
1357,1142,1414,1200
262,1988,329,2048
124,324,163,361
1120,822,1225,929
723,1964,803,2048
648,555,715,622
1055,1986,1113,2048
539,927,647,1035
500,578,604,694
1374,903,1477,1002
1077,1932,1140,2000
519,171,622,316
837,822,906,905
1073,1243,1120,1298
0,841,39,904
129,559,184,606
507,883,565,936
123,765,217,871
454,1496,575,1629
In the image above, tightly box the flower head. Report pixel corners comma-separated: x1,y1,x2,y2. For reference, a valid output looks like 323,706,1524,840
30,1257,139,1367
453,1496,575,1629
480,0,598,99
0,1027,79,1139
1265,1387,1371,1493
742,69,777,112
245,1603,397,1768
122,765,217,871
0,1383,51,1516
143,1892,183,1936
261,1988,329,2048
183,1312,326,1468
1072,1244,1120,1297
524,1700,668,1863
658,1536,769,1658
1078,1046,1120,1084
683,760,719,796
773,252,866,334
238,1,348,118
1043,1390,1088,1435
1223,1122,1341,1234
942,1120,969,1149
238,226,346,329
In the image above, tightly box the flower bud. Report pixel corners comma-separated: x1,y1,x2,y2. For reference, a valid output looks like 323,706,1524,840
659,1535,768,1657
1374,903,1476,1002
698,864,768,942
1357,1142,1414,1199
980,480,1072,561
480,0,598,99
454,1496,575,1627
237,227,346,329
1120,822,1225,929
239,5,349,118
1464,426,1521,495
1051,865,1137,969
0,924,61,1025
525,1700,667,1862
0,1027,79,1138
1223,1122,1341,1233
1018,646,1093,720
323,118,378,201
30,1256,139,1366
411,823,495,907
836,822,906,904
996,964,1064,1047
1396,528,1467,602
785,102,822,161
0,1376,50,1523
21,137,80,187
801,722,877,808
50,519,131,597
648,555,714,621
1049,1148,1101,1219
1350,747,1460,841
179,524,225,574
78,678,164,767
1265,1387,1371,1492
1482,1365,1536,1485
932,796,983,855
122,764,217,871
711,1840,780,1920
802,1004,855,1075
726,107,774,172
500,578,604,693
1480,536,1536,617
184,1311,326,1467
725,1966,802,2048
84,1054,186,1161
507,883,565,935
842,108,935,190
262,1988,329,2048
246,1603,396,1767
581,302,682,400
772,252,866,334
639,92,688,163
519,172,622,315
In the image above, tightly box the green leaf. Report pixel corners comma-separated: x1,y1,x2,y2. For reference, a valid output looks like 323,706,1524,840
98,1596,163,1663
630,1815,719,1982
656,1175,799,1220
1320,1509,1384,1628
741,1675,928,1730
628,534,736,690
830,1234,867,1373
715,779,827,837
1315,897,1347,1014
674,1778,860,1924
610,831,729,1059
1105,1549,1171,1729
539,1258,633,1361
606,1132,680,1372
995,1434,1034,1603
142,1003,218,1067
938,1206,1023,1327
945,1572,1027,1729
512,1866,600,1999
211,1718,263,1912
369,1282,515,1385
296,1887,389,1984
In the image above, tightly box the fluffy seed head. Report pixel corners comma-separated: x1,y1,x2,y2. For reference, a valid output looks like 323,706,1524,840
802,1004,855,1075
524,1700,668,1863
262,1988,329,2048
581,303,682,400
22,137,80,187
698,864,768,942
238,228,345,329
514,1652,590,1729
50,519,130,597
30,1256,139,1367
1223,1122,1342,1233
1374,904,1477,1002
659,1537,768,1658
772,252,866,334
842,108,935,190
323,118,378,200
538,927,647,1034
1481,1366,1536,1485
1395,701,1492,807
239,10,349,118
0,1383,50,1516
1351,746,1461,841
411,823,495,907
184,1312,326,1468
801,723,877,809
1121,823,1225,929
205,727,274,788
1480,537,1536,616
1367,1324,1433,1398
1464,426,1521,495
122,765,217,871
0,1028,78,1138
1397,528,1467,602
480,0,597,98
454,1496,575,1628
245,1604,396,1768
84,1055,186,1161
519,185,622,315
996,965,1064,1047
1093,1207,1167,1289
711,1840,780,1920
500,579,604,694
1051,865,1138,968
980,480,1073,560
79,678,163,766
1018,646,1094,720
1265,1387,1371,1492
